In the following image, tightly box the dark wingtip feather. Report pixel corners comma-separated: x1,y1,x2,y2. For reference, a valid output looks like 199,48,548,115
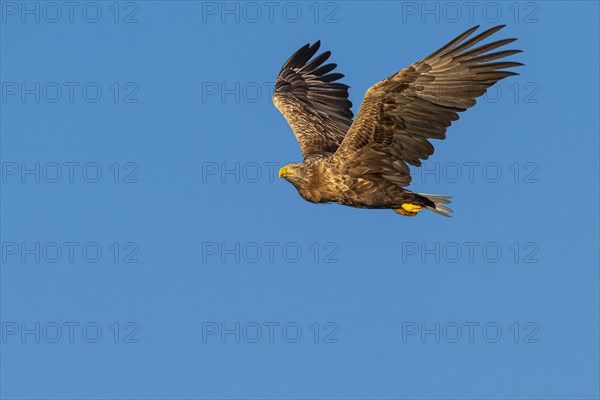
321,72,345,82
310,40,321,55
294,42,321,68
280,43,310,72
448,25,512,56
312,63,337,76
298,50,332,73
424,25,480,60
481,24,507,35
274,40,353,142
466,25,481,34
280,41,323,72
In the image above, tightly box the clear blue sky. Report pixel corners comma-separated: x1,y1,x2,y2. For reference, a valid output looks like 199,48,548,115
1,1,599,399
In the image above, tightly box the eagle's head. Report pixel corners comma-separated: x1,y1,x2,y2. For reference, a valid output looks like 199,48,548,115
278,161,333,204
279,162,322,191
278,163,306,185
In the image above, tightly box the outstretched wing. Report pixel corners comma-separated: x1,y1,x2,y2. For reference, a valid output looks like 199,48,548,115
333,25,523,186
273,41,354,160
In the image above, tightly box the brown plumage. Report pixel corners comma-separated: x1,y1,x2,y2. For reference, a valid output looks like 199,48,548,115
273,25,522,216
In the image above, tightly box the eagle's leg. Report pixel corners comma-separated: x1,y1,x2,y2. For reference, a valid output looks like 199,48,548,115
394,203,423,216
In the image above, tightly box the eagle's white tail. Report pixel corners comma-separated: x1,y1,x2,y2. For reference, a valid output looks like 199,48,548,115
419,193,453,217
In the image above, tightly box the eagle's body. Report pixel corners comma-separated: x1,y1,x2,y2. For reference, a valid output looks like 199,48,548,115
284,159,433,210
273,25,522,216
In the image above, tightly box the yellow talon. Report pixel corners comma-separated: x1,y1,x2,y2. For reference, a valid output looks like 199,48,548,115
401,203,423,213
394,208,417,216
394,203,423,216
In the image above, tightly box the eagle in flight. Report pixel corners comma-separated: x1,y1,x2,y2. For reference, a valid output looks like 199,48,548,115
273,25,522,217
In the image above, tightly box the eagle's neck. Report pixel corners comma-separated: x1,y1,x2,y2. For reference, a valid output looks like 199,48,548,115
295,160,336,204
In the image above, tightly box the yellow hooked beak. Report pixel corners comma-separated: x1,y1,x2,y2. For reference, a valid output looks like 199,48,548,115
278,166,290,179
